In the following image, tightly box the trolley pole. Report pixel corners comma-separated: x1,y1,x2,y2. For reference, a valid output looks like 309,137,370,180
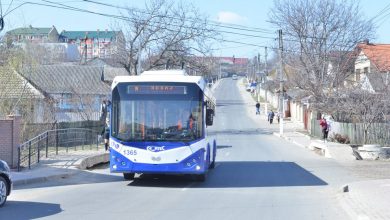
278,29,284,136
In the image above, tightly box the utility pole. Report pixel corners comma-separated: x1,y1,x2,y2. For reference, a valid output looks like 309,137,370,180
257,54,261,102
264,47,268,103
264,47,268,78
278,29,284,136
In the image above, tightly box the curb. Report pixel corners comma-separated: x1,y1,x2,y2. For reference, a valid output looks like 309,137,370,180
273,132,307,149
13,172,76,186
76,153,110,170
13,153,109,187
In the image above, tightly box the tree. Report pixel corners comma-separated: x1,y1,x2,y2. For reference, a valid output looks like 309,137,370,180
268,0,375,116
115,0,217,75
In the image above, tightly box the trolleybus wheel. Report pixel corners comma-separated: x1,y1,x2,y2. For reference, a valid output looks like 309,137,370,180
123,173,135,180
209,144,216,169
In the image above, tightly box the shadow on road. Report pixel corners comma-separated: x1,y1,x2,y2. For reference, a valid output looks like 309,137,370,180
14,166,123,190
128,161,327,188
0,201,62,219
217,145,232,149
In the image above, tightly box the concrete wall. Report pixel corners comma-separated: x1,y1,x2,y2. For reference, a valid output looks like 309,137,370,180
0,115,21,168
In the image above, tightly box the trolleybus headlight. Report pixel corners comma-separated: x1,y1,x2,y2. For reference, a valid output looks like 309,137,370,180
113,165,117,170
196,165,201,170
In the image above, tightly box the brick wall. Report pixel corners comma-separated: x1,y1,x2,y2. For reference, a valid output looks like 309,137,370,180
0,115,20,168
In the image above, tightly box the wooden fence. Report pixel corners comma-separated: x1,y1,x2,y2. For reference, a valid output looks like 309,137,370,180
311,119,390,146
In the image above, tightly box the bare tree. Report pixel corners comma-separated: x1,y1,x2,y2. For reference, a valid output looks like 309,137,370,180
269,0,375,116
0,46,59,140
115,0,217,75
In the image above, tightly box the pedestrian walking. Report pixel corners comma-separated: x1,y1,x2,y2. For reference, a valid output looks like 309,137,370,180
255,102,260,115
319,117,329,142
268,110,275,124
101,118,110,151
276,112,280,123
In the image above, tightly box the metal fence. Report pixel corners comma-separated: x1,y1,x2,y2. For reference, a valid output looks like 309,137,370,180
17,128,101,171
311,119,390,146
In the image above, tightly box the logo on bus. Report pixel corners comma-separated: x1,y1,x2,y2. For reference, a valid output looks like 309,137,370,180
111,141,120,150
146,146,165,152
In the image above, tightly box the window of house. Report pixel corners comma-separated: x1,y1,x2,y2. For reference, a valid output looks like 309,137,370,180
59,93,72,110
364,67,369,74
356,69,361,82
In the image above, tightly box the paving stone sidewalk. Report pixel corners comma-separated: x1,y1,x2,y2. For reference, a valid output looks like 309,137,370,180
11,148,108,186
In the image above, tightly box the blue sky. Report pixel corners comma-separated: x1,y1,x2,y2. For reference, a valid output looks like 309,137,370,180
1,0,390,59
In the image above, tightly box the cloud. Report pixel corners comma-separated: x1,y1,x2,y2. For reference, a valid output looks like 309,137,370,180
217,11,248,24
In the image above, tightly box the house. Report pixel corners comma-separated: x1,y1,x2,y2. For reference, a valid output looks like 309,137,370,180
5,25,60,43
1,65,128,123
0,65,45,121
60,30,125,61
355,41,390,92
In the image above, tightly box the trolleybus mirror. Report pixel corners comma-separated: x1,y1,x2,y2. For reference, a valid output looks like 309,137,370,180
206,108,214,126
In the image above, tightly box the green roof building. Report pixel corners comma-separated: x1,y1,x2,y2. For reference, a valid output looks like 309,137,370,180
5,25,60,43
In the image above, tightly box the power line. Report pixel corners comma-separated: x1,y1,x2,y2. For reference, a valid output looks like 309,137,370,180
81,0,274,34
3,0,274,41
370,2,390,23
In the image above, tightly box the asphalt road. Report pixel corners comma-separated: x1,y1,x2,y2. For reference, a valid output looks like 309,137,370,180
3,78,358,220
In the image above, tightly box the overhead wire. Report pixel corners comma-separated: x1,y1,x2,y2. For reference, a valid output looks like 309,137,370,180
81,0,274,34
28,0,276,41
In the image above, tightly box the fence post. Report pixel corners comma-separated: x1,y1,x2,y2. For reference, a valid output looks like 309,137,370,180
37,138,40,163
96,134,99,150
28,141,31,169
66,129,69,153
82,130,85,150
56,129,59,155
89,130,92,150
46,131,49,158
17,147,21,172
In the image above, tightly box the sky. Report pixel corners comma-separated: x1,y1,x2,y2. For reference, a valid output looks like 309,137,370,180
1,0,390,59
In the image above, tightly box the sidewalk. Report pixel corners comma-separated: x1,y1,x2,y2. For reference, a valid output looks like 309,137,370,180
237,79,390,220
11,148,108,187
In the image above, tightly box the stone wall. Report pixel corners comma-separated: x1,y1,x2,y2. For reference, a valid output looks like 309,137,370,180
0,115,20,168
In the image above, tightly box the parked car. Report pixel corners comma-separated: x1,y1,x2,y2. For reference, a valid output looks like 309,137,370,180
232,74,238,80
0,160,12,207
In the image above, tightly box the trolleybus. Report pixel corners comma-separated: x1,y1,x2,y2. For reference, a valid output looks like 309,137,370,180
109,69,216,181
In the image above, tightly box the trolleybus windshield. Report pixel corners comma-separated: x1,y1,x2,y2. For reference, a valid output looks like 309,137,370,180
111,82,204,142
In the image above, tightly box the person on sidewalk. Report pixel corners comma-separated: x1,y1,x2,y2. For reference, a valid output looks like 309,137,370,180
319,117,329,142
268,110,275,124
101,118,110,151
276,112,280,123
255,102,260,115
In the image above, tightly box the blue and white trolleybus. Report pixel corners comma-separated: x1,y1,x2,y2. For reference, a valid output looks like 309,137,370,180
109,69,216,181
